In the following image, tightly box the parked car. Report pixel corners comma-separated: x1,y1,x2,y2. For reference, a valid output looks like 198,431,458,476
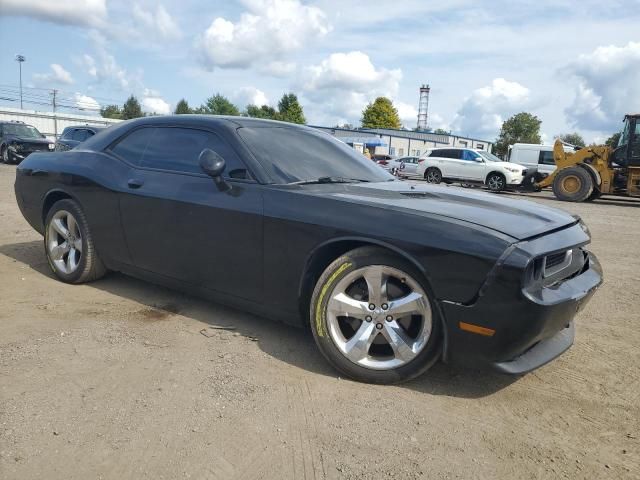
15,115,602,384
416,147,527,191
0,121,54,164
378,156,421,177
507,143,577,182
55,125,106,151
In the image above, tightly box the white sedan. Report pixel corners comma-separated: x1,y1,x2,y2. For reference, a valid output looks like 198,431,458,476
377,156,421,178
416,148,526,191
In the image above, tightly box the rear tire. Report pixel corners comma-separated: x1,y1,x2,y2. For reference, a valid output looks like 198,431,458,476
44,199,107,284
310,247,441,384
552,167,594,202
424,168,442,184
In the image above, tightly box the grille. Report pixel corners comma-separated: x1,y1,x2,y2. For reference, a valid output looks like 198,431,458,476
543,249,573,278
545,252,567,269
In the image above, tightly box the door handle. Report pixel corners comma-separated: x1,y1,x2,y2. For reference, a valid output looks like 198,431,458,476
127,178,144,189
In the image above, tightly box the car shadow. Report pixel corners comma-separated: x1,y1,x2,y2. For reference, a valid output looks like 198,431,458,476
0,240,519,399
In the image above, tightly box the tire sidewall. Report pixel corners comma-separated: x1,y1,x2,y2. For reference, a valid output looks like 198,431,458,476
44,199,91,283
487,173,505,191
552,167,594,202
310,247,442,384
425,168,441,184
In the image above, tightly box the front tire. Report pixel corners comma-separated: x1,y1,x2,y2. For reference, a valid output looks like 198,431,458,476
424,167,442,184
310,247,441,384
44,199,107,284
552,167,594,202
486,172,506,192
1,146,9,164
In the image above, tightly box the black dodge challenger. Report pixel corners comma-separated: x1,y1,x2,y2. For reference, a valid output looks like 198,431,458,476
14,115,602,384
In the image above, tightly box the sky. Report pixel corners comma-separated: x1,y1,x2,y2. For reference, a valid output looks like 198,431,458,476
1,0,640,143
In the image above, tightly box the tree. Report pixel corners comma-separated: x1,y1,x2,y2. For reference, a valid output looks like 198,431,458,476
277,93,306,124
434,128,450,135
100,104,122,119
559,132,585,147
197,94,240,116
605,132,621,147
174,99,192,114
494,112,542,158
246,104,277,119
121,95,144,120
361,97,401,129
334,123,354,130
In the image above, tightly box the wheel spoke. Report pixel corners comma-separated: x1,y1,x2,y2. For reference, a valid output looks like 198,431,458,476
50,241,70,260
343,321,377,363
51,218,69,238
66,248,77,272
387,291,426,317
66,214,78,237
363,266,387,306
381,321,417,362
73,238,83,252
328,292,369,318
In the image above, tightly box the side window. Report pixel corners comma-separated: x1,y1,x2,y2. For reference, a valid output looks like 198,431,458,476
110,127,156,166
86,130,95,138
461,150,477,161
441,149,462,159
538,151,555,165
141,127,250,179
61,128,72,139
73,129,89,142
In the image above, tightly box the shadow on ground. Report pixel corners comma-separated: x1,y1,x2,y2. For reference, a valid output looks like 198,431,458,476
0,240,518,399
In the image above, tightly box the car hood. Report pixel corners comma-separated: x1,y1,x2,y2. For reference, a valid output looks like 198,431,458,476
299,181,576,240
487,161,524,170
7,135,52,144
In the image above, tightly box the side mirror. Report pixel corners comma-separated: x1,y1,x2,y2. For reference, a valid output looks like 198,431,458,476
199,148,226,177
199,149,231,192
475,157,484,162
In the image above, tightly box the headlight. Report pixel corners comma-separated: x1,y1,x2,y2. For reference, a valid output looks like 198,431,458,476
48,143,55,150
504,166,521,173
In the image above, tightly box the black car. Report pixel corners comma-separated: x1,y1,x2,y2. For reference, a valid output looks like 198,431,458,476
1,121,54,164
55,125,106,151
14,115,602,384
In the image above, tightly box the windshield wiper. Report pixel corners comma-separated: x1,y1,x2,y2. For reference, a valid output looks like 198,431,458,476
289,176,370,185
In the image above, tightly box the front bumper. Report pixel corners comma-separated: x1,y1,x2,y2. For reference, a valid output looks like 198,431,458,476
440,226,602,374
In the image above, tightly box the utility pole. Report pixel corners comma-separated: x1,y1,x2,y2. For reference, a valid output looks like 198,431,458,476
15,55,26,109
52,89,58,138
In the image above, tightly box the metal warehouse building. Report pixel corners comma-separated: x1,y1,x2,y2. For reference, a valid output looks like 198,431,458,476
312,126,493,157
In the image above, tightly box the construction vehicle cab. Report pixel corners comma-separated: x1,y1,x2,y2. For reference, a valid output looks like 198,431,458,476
536,114,640,201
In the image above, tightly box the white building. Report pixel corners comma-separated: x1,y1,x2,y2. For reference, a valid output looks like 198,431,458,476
313,126,493,156
0,107,121,140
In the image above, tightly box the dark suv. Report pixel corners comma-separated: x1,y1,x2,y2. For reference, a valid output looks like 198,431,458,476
0,121,54,164
55,125,105,151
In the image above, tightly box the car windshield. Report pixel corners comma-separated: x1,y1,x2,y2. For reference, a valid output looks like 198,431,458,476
4,124,42,139
479,151,503,162
237,126,394,184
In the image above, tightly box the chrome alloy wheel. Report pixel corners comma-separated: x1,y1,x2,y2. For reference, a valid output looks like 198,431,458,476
487,174,505,191
325,265,432,370
426,169,440,183
47,210,83,274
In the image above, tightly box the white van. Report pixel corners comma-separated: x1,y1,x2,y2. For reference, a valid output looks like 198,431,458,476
507,143,575,178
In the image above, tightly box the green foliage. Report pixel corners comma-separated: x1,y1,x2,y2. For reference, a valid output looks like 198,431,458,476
361,97,401,129
198,94,240,116
559,132,586,147
100,104,122,119
277,93,306,124
433,128,450,135
174,99,192,114
246,104,278,119
605,132,621,147
494,112,542,158
121,95,144,120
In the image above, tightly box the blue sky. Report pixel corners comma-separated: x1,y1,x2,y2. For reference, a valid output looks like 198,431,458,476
1,0,640,143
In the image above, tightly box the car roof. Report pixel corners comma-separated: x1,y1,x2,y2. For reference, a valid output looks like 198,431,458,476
430,146,477,151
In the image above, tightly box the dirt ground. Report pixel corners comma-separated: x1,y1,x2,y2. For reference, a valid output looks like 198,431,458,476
0,163,638,480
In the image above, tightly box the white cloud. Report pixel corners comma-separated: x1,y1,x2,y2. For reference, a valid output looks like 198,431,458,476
452,78,533,138
142,89,171,114
197,0,330,70
0,0,107,28
299,51,402,124
395,101,418,129
81,31,141,91
132,3,181,39
33,64,74,85
563,41,640,132
261,61,297,77
74,93,100,112
233,87,269,107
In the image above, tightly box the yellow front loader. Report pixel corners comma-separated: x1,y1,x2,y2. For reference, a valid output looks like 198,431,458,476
535,114,640,202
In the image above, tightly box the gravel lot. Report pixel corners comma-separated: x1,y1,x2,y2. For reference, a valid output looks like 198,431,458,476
1,164,638,479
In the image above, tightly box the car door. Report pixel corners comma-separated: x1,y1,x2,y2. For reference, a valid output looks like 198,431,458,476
459,150,486,180
403,157,419,176
436,149,464,178
111,126,264,303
